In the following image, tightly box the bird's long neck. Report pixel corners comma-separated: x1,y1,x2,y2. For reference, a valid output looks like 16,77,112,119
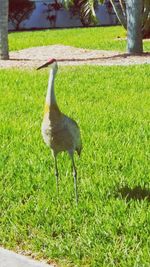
46,68,57,106
44,66,61,119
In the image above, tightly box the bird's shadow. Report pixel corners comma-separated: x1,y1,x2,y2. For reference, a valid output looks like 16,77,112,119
116,185,150,202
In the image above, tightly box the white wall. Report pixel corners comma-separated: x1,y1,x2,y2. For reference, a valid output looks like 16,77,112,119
8,1,118,30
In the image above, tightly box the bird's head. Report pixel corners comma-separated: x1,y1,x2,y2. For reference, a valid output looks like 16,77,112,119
37,58,58,71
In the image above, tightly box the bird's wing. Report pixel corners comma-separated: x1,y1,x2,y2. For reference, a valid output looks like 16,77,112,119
62,115,82,154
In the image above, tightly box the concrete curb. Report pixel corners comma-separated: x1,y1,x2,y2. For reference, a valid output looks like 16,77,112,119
0,248,55,267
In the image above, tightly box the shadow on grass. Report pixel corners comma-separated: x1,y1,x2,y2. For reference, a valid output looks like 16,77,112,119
117,186,150,202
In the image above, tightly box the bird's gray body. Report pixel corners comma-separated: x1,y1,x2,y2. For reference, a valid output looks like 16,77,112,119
42,107,82,157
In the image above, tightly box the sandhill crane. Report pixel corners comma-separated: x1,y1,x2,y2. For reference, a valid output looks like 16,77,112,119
37,59,82,204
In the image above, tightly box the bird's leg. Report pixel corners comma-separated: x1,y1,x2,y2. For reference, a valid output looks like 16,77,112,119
70,153,78,205
54,156,59,195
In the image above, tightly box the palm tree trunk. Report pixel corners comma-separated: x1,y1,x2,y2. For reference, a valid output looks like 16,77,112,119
126,0,143,53
0,0,9,60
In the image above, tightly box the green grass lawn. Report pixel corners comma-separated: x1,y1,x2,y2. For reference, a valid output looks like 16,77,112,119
9,26,150,52
0,65,150,266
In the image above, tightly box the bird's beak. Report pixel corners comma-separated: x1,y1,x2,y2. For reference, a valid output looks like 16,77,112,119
36,61,50,70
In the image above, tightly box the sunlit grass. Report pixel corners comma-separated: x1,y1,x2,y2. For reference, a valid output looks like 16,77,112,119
9,26,150,53
9,26,127,52
0,65,150,266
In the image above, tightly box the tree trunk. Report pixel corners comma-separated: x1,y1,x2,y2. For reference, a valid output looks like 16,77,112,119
0,0,9,60
126,0,143,53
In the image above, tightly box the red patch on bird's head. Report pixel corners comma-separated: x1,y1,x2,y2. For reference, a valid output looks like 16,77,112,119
48,58,57,64
36,58,57,70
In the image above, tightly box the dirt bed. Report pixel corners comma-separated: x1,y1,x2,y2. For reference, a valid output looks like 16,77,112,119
0,45,150,69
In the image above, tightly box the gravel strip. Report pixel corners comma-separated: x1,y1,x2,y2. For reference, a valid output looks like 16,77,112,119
0,45,150,69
